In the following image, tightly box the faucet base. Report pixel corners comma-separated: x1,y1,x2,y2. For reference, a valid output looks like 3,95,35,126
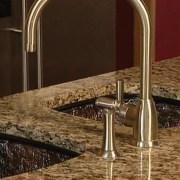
132,139,159,148
133,99,159,148
102,150,118,161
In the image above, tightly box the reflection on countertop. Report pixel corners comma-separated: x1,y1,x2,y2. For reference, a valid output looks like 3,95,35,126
0,57,180,179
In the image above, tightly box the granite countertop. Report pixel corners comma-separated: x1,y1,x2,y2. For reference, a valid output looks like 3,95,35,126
0,57,180,179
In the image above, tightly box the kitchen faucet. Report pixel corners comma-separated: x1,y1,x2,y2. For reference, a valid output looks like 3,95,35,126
96,0,158,160
25,0,158,160
26,0,50,52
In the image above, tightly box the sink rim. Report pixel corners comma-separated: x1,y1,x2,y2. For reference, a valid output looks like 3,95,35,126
55,93,180,129
55,93,180,111
0,133,82,178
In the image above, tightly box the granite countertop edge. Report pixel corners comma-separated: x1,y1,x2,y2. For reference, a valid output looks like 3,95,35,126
0,57,180,180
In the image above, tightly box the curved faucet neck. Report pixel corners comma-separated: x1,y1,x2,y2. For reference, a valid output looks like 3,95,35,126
26,0,153,101
129,0,152,100
26,0,50,52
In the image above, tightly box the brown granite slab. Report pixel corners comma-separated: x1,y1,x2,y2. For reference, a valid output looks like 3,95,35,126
0,57,180,179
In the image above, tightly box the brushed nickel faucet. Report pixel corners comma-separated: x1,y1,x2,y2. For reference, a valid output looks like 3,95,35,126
26,0,50,52
96,0,158,160
25,0,158,160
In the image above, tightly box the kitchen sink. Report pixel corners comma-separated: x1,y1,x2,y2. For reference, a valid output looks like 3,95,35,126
0,134,80,178
56,94,180,128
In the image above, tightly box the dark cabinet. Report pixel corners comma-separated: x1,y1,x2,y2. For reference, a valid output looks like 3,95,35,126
0,0,116,97
0,0,11,18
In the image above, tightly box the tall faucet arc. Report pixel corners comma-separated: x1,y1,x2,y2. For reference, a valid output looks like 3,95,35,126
26,0,50,52
25,0,158,148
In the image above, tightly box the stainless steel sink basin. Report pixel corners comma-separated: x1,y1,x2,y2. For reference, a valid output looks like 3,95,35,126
56,94,180,128
0,134,80,178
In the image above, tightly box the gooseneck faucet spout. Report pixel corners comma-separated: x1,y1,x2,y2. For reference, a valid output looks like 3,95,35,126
129,0,158,147
26,0,158,156
129,0,151,100
96,0,158,156
26,0,50,52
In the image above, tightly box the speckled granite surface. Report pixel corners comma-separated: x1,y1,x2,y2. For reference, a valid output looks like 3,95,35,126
0,57,180,179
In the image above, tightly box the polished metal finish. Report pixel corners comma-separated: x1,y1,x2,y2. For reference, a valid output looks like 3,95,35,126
22,0,29,91
95,99,118,160
26,0,158,150
0,28,22,33
102,108,117,161
0,0,43,91
133,99,158,147
23,0,44,90
37,18,43,88
128,0,158,148
96,96,117,160
116,80,124,103
129,0,152,100
96,97,118,110
24,0,44,88
26,0,50,52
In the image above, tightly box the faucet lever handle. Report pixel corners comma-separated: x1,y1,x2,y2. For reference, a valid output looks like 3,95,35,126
101,108,117,161
95,97,118,160
116,80,124,103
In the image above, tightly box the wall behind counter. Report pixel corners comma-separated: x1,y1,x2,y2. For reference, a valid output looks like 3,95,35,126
42,0,116,87
156,0,180,61
116,0,134,70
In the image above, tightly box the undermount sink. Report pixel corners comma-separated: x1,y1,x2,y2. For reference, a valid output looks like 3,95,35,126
56,94,180,128
0,134,80,178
